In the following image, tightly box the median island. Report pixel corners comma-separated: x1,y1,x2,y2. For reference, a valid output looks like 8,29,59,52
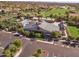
3,39,23,57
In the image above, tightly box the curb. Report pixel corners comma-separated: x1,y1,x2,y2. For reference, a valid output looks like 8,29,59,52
14,48,23,57
37,40,54,45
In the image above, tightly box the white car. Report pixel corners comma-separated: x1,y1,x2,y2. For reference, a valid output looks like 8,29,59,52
13,32,20,36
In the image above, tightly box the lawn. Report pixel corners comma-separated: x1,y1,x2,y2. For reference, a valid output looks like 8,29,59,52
22,8,70,18
40,8,70,17
68,26,79,38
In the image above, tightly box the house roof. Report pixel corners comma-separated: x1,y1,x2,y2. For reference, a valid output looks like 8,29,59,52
39,21,60,32
21,19,38,30
21,19,61,32
21,19,30,27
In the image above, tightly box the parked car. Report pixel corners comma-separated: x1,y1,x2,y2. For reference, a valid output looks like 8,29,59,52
70,42,76,47
71,40,79,47
13,32,20,36
53,38,59,42
62,40,70,45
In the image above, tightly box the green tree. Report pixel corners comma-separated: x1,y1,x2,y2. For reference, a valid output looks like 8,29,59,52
3,49,11,57
49,14,53,19
9,44,18,56
68,36,75,40
52,31,61,38
24,31,30,37
13,39,23,48
37,49,42,54
29,32,35,38
33,53,40,57
26,14,30,19
76,37,79,41
35,33,42,38
9,44,17,53
3,38,23,57
18,28,30,37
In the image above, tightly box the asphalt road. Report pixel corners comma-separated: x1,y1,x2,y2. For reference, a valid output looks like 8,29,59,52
1,31,79,57
19,39,79,57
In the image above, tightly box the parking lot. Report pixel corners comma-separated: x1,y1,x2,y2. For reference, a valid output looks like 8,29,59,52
19,38,79,57
0,31,17,56
1,31,79,57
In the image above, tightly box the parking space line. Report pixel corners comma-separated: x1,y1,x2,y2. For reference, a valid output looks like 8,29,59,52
0,47,4,50
66,46,70,48
61,45,65,47
54,44,58,45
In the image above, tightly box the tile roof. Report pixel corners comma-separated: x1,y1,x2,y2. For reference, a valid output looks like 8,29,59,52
21,19,61,32
39,21,60,32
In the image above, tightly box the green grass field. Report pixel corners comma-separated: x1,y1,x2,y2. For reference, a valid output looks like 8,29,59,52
68,26,79,38
40,8,70,17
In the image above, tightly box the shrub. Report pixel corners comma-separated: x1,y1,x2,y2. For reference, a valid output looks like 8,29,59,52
68,36,75,40
3,39,23,57
52,31,61,38
9,44,17,53
24,31,30,37
35,33,42,38
76,37,79,41
37,49,42,54
33,53,40,57
13,39,23,48
17,28,30,37
29,32,35,38
3,49,11,57
33,49,44,57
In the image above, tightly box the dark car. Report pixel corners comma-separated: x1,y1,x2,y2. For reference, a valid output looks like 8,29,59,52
53,38,59,42
62,40,70,45
70,42,76,47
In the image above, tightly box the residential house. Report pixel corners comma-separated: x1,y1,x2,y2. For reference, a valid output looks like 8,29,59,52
21,18,67,40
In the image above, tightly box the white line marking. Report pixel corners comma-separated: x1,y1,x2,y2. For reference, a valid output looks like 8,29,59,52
54,44,58,45
61,45,65,47
66,46,70,48
0,47,4,50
